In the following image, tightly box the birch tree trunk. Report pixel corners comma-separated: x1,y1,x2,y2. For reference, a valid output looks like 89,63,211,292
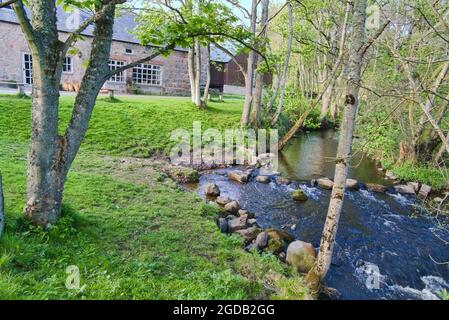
249,0,269,128
240,0,258,127
188,46,196,104
194,40,202,108
320,2,351,123
305,0,367,296
202,43,211,106
278,1,353,150
271,2,293,126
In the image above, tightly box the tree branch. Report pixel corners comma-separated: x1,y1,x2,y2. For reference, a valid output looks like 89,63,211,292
104,43,176,80
360,20,390,55
62,0,126,53
12,0,37,48
0,0,17,8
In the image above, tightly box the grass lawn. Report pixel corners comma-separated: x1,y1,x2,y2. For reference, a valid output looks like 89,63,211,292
0,95,308,299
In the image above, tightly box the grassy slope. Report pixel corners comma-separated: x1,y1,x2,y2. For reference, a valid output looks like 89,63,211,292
0,95,307,300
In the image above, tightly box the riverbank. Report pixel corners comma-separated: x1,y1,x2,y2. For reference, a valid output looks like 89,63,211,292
193,165,449,299
0,95,309,299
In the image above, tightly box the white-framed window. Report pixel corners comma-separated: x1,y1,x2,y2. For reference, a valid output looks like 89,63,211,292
63,56,73,73
125,48,133,55
108,60,125,83
22,53,33,85
132,64,162,86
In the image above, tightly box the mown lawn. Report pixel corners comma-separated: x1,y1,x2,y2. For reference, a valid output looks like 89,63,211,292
0,95,308,300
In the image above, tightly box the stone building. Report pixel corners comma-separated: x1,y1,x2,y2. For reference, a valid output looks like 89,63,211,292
0,5,228,95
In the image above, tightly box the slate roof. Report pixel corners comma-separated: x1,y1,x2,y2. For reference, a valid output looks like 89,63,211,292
0,6,232,62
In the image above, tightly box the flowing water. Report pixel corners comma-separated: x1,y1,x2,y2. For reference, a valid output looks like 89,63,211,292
194,130,449,300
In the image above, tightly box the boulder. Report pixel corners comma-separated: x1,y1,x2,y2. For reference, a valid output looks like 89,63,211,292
286,241,317,273
385,171,398,180
365,183,388,193
266,238,285,255
394,184,416,195
345,179,359,191
317,177,334,190
255,232,269,249
408,182,420,193
418,184,432,199
247,218,258,227
266,228,295,244
216,196,231,206
217,218,228,234
238,209,254,219
235,226,261,242
204,183,220,197
228,215,248,233
164,166,199,183
228,171,250,184
275,176,291,185
291,189,308,202
256,175,271,184
224,201,240,215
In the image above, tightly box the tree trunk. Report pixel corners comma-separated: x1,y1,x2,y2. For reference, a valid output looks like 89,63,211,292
194,40,202,108
14,0,117,227
0,173,4,239
320,2,351,123
434,132,449,163
188,46,196,104
271,2,293,125
202,43,211,106
278,2,352,149
240,0,258,127
305,0,367,296
17,0,65,226
249,0,269,128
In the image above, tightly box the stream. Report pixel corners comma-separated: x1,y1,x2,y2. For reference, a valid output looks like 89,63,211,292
195,130,449,300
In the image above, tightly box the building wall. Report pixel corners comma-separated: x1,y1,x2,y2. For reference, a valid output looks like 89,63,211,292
0,21,205,96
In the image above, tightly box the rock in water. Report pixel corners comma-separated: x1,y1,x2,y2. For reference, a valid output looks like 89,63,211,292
286,241,316,273
365,183,388,193
345,179,359,190
275,176,291,185
408,182,420,193
218,218,228,234
224,201,240,215
228,171,250,183
247,218,258,227
291,189,308,202
216,196,231,206
228,215,248,233
235,227,261,242
204,183,220,197
256,175,271,184
238,209,254,219
394,184,416,195
266,238,285,255
255,232,268,249
264,229,295,255
419,184,432,199
317,177,334,190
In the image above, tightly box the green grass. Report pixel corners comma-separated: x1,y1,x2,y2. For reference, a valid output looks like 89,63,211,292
0,95,308,300
389,161,448,190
